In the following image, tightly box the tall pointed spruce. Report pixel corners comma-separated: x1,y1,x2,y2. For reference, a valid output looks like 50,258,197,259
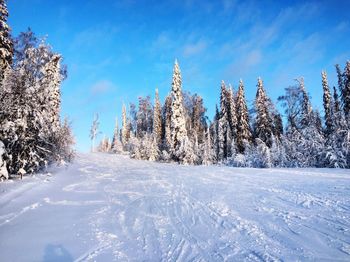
343,61,350,118
236,79,252,153
121,103,130,147
90,114,100,152
153,88,162,147
0,0,13,81
254,77,273,147
170,59,188,160
322,71,332,136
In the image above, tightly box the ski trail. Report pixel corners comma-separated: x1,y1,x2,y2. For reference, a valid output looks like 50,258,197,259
0,153,349,261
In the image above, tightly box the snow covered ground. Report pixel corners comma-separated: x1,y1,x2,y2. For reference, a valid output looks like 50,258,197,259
0,153,349,261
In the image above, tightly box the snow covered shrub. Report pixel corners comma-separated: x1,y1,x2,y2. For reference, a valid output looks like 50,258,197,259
0,140,9,180
228,153,247,167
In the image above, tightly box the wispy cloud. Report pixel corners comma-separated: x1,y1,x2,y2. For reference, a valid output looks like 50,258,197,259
90,80,116,96
183,40,207,57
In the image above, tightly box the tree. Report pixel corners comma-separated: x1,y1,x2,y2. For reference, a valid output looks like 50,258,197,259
153,88,162,147
121,103,130,147
0,0,13,81
322,71,332,136
218,81,230,160
278,85,303,130
136,96,153,138
162,94,172,151
90,114,100,152
254,77,273,147
236,79,252,153
0,29,73,177
191,94,206,144
297,77,313,129
343,61,350,118
170,60,188,161
227,85,237,144
111,116,122,153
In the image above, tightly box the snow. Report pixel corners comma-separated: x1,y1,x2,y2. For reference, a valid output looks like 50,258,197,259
0,153,349,261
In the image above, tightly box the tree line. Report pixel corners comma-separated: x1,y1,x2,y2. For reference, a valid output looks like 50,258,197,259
0,0,74,179
93,59,350,168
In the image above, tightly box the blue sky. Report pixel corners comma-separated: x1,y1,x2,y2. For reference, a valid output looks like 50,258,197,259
8,0,350,152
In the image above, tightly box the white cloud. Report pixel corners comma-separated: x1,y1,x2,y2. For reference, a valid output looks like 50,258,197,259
90,80,116,95
183,40,207,57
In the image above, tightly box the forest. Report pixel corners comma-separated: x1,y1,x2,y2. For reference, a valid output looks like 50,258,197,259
94,60,350,168
0,0,74,179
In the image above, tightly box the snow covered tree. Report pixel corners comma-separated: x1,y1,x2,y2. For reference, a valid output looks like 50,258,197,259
202,127,215,165
333,86,341,115
322,71,332,136
153,88,162,147
136,96,153,138
0,29,73,177
162,94,172,151
297,77,313,129
236,79,252,153
191,94,206,144
217,81,230,160
227,85,237,143
111,116,122,153
90,114,100,152
0,0,13,81
343,61,350,118
170,60,188,162
254,77,273,147
121,103,130,147
278,83,304,130
97,135,111,153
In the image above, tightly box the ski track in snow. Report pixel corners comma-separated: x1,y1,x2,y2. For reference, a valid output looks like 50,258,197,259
0,153,350,261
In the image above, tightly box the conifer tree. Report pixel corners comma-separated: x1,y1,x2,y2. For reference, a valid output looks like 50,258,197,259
0,0,13,81
170,60,188,161
236,79,252,153
218,81,229,160
343,61,350,118
333,86,341,115
192,94,206,144
121,104,130,147
227,85,237,142
153,88,162,146
90,114,100,152
162,94,172,150
254,77,273,147
213,104,220,161
322,71,332,136
297,77,313,128
111,116,122,153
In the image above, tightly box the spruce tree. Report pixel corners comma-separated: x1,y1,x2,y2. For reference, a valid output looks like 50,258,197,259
254,77,273,147
192,94,206,144
297,77,313,129
153,88,162,147
333,86,341,115
162,94,172,150
236,79,252,153
111,116,122,153
0,0,13,81
218,81,229,160
121,104,130,147
213,104,220,161
322,71,332,136
343,61,350,118
170,60,188,161
227,85,237,143
90,114,100,152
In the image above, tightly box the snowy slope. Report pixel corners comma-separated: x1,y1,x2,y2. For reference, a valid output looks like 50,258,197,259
0,153,349,261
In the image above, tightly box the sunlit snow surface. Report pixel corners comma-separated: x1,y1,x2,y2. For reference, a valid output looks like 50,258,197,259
0,153,349,261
